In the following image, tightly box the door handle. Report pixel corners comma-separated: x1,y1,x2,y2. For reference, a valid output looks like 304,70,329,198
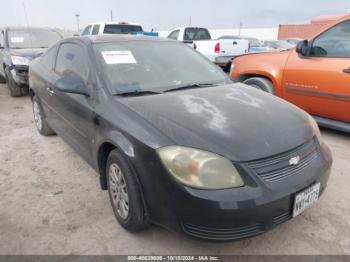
46,87,55,96
342,68,350,74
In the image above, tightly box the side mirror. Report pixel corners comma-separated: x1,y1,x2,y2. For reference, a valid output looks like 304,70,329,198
55,75,90,97
296,40,309,56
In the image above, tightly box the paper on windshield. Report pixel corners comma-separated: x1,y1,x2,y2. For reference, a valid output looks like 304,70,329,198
102,51,137,64
11,37,25,43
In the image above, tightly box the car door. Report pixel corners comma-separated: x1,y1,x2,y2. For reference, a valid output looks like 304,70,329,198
32,46,58,125
282,20,350,123
50,41,96,163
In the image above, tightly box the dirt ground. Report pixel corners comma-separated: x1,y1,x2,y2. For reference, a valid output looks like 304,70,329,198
0,84,349,255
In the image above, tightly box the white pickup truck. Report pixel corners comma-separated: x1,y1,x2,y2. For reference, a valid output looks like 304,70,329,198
167,27,249,70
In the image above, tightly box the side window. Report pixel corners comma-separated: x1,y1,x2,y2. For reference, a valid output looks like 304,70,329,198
55,43,89,82
40,46,57,69
168,30,180,40
81,25,92,36
311,20,350,57
92,24,100,35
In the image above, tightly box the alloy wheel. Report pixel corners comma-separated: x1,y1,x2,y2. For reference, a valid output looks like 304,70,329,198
109,163,129,219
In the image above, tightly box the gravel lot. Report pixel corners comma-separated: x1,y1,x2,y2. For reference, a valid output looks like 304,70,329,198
0,84,349,255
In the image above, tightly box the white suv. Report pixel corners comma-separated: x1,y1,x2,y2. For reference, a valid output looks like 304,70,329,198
81,22,143,36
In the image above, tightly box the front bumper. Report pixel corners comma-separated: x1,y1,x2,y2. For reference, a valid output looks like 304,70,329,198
10,65,29,85
139,140,333,241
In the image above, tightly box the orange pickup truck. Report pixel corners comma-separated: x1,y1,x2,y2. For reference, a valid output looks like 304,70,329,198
231,15,350,133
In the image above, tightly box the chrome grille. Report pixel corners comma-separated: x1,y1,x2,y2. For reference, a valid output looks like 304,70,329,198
245,138,320,182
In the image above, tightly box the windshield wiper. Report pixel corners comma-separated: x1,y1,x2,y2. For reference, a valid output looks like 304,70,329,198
164,83,217,93
115,90,161,97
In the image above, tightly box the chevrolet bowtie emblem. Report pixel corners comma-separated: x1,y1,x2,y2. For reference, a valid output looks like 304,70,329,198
289,156,301,166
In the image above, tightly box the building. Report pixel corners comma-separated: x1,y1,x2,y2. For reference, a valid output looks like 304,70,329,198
278,14,347,40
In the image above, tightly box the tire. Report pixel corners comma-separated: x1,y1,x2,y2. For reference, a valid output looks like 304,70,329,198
0,73,6,84
4,69,22,97
107,149,148,232
222,63,232,73
32,95,55,136
243,77,275,94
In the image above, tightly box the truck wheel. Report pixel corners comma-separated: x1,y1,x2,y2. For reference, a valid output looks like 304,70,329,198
32,95,55,136
107,149,148,232
5,69,22,97
243,77,275,94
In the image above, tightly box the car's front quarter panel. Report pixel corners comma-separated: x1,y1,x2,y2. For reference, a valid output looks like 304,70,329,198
232,51,292,97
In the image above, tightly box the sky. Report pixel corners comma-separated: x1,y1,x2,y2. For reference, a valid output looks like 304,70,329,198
0,0,349,31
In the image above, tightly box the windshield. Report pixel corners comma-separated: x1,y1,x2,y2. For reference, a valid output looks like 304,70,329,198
277,40,294,49
7,29,62,49
103,24,143,34
94,41,230,95
246,37,262,47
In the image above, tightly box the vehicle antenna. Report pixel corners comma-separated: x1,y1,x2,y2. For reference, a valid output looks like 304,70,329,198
22,2,30,28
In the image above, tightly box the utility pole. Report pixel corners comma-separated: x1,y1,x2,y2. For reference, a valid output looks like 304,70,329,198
238,20,243,36
189,16,192,26
75,14,80,32
110,10,114,21
22,2,30,27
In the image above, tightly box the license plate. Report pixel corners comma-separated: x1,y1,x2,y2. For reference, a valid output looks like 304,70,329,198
293,183,321,217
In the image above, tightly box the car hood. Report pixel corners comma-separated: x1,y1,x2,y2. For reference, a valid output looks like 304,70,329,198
120,83,314,162
235,48,291,58
10,48,47,59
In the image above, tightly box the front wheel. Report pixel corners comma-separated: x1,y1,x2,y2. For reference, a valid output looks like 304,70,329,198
5,70,22,97
32,95,55,136
0,73,6,84
243,77,275,94
107,149,148,232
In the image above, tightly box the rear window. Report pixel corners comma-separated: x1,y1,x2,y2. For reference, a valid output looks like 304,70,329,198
103,24,143,34
184,28,211,41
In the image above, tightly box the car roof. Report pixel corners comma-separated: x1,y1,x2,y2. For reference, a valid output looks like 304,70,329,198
87,22,142,26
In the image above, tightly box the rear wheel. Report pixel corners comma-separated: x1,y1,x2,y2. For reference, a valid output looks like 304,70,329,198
107,149,148,232
243,77,275,94
32,95,55,136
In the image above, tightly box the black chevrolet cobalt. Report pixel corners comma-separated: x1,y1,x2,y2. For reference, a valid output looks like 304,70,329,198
29,35,333,241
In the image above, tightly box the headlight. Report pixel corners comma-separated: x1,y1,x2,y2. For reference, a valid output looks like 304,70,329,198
308,115,323,144
11,55,31,66
157,146,244,189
